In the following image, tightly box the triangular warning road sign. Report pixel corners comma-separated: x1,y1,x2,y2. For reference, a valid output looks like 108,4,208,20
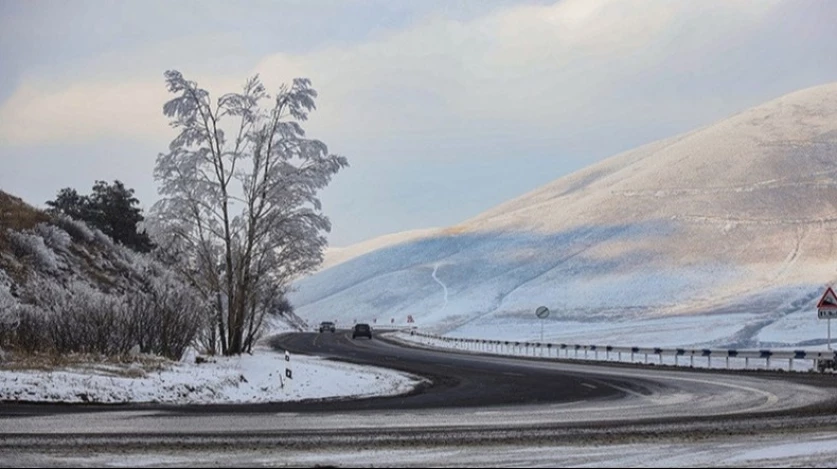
817,287,837,309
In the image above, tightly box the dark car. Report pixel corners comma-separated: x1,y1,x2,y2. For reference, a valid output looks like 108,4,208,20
318,321,336,333
352,323,372,339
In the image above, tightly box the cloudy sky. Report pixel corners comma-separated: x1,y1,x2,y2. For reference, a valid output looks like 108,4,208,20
1,0,836,246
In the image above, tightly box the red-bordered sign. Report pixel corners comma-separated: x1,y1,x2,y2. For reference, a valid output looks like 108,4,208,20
818,287,837,310
817,287,837,319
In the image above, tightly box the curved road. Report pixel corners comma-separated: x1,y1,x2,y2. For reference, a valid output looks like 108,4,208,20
3,329,837,466
269,330,837,422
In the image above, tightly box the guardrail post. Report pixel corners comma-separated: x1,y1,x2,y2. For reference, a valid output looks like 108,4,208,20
644,353,648,364
745,357,749,369
618,351,622,361
789,358,793,371
690,353,694,367
675,355,679,366
726,356,730,369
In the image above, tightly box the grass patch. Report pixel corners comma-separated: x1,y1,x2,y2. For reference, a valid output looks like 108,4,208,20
0,351,171,377
0,191,51,233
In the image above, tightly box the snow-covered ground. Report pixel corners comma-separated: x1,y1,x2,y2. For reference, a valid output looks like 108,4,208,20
0,343,424,404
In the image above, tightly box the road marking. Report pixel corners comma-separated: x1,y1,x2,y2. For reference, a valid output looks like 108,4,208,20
503,372,525,377
581,383,597,390
604,383,646,399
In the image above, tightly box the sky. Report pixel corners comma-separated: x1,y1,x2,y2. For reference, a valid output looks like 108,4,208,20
1,0,836,246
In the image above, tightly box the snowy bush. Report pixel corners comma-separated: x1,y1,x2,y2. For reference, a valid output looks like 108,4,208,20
0,283,17,321
6,271,206,360
92,228,115,249
53,214,95,243
35,223,72,253
0,284,20,350
13,304,49,353
127,274,206,360
7,230,58,271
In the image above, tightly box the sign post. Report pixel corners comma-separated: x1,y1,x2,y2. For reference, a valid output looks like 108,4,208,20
535,306,550,343
817,287,837,350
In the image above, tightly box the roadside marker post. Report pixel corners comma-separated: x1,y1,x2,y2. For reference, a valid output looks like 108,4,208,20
283,350,292,389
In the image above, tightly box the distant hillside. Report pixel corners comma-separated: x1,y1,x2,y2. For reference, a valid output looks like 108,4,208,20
291,82,837,347
0,190,150,298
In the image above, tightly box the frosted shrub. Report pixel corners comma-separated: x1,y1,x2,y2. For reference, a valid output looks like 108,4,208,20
43,281,131,356
35,223,72,253
126,268,206,360
10,273,205,360
92,228,115,249
0,284,20,349
13,304,49,353
7,230,58,271
0,283,17,322
53,214,95,243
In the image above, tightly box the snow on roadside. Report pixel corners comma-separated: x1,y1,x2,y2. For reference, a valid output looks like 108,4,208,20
0,345,424,404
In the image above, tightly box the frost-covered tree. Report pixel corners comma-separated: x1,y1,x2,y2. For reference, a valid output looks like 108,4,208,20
151,70,348,355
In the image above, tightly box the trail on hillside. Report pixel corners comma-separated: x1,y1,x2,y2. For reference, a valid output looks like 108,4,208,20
432,263,449,312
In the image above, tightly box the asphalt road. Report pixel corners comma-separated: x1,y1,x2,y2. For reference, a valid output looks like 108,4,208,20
4,329,837,467
267,329,646,411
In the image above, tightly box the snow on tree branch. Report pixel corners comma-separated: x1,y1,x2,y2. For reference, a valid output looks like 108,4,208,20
150,70,348,355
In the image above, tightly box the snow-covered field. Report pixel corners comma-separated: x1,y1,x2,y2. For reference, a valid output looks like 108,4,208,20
0,343,423,404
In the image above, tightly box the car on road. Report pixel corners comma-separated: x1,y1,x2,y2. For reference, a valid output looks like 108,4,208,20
352,323,372,339
318,321,336,333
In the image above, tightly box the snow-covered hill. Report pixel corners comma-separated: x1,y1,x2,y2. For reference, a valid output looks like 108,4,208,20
290,83,837,348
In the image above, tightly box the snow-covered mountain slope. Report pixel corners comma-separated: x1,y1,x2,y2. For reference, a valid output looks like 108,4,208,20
292,83,837,347
320,227,442,271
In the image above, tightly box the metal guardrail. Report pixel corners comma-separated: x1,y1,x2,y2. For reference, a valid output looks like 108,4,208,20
399,331,837,373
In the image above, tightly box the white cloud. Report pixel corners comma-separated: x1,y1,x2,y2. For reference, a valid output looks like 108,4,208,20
0,0,790,148
0,81,169,145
